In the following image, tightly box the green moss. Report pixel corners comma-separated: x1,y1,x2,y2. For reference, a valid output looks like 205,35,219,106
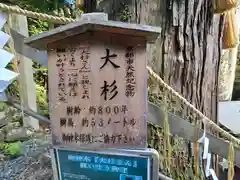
0,142,21,159
0,143,6,150
36,84,49,117
147,75,204,179
0,102,7,112
4,142,21,157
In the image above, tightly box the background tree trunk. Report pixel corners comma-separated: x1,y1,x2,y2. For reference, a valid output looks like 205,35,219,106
98,0,223,122
95,0,224,177
126,0,224,175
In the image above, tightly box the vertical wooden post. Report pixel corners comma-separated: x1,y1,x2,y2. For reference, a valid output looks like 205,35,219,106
9,14,39,130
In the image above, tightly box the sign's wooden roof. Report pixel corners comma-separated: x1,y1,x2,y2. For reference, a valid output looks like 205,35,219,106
24,19,161,50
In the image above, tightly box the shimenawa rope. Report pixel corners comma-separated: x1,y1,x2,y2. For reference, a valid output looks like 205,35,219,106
0,3,74,24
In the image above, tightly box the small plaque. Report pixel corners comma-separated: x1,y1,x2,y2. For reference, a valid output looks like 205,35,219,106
53,148,150,180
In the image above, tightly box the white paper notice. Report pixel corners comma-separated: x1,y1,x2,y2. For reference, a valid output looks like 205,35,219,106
205,153,211,177
210,169,218,180
0,68,18,92
197,131,206,143
0,68,18,81
0,49,14,68
0,12,16,102
0,92,6,101
0,13,7,30
0,31,9,48
203,137,209,159
0,79,15,92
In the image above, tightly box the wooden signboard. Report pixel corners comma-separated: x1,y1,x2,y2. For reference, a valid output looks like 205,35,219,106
24,14,161,149
48,32,148,149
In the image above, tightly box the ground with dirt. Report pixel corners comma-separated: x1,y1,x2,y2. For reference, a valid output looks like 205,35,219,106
0,135,53,180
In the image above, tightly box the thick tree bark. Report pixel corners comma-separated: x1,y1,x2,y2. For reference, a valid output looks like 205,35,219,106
83,0,97,13
134,0,224,123
99,0,224,122
126,1,224,175
96,0,224,177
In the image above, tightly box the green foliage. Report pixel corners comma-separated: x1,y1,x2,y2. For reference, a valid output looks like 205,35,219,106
0,142,21,158
36,84,49,117
3,0,77,119
98,0,132,21
28,18,49,36
119,5,131,22
148,75,205,179
0,143,5,150
7,0,65,13
33,62,48,87
4,142,21,156
0,103,7,112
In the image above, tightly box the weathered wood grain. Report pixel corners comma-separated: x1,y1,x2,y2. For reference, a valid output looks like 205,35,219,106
9,13,39,130
48,31,148,149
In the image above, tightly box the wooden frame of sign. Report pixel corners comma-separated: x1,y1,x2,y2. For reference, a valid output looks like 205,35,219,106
48,32,147,149
24,15,161,149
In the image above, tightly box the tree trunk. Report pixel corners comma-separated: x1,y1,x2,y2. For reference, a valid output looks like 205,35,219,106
95,0,224,177
126,0,224,176
99,0,223,122
83,0,97,13
141,0,224,123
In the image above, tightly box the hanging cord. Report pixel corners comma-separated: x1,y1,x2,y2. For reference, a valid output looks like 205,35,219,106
172,96,181,180
163,89,172,176
228,142,235,180
147,66,240,147
193,116,200,179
